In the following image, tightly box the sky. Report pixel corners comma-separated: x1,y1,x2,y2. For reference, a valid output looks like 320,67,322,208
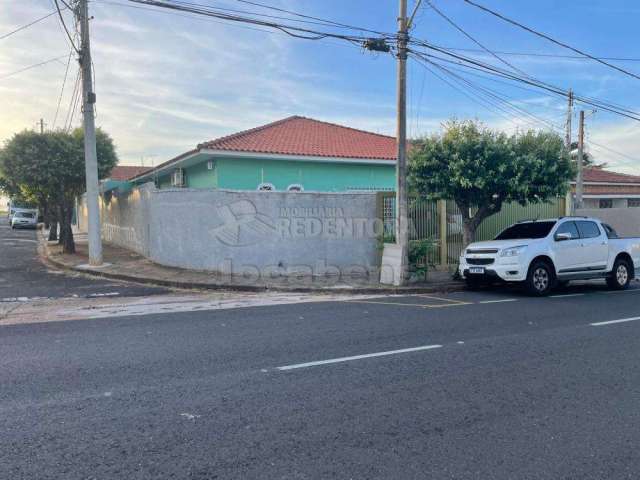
1,0,640,173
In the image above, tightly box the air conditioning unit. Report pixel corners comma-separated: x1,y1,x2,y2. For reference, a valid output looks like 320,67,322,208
172,168,185,187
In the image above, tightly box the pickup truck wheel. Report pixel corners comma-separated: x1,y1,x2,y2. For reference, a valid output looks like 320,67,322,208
607,258,631,290
525,260,554,296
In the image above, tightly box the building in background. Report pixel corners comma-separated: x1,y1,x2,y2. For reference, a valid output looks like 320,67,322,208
129,116,396,193
571,167,640,209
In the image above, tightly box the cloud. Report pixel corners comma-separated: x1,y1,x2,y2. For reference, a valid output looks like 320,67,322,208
1,0,638,178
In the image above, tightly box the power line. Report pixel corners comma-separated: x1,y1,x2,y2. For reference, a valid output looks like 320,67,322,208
409,43,640,122
426,0,529,78
165,0,390,35
53,0,80,54
63,67,82,132
127,0,376,43
0,10,59,41
412,53,562,132
587,140,640,166
53,49,75,130
427,45,640,63
461,0,640,82
411,55,533,131
0,55,69,81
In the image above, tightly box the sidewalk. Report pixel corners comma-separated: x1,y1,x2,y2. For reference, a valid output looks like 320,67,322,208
39,231,463,294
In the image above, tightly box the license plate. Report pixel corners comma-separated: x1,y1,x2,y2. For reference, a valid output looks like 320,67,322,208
469,267,485,274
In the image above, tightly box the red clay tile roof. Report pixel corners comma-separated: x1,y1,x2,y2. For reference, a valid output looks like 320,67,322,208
197,116,397,160
582,167,640,184
108,165,152,181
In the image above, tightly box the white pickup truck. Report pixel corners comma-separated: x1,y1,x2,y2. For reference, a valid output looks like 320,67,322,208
459,217,640,296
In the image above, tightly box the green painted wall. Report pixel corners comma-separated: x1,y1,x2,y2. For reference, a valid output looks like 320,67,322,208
216,157,395,192
148,155,395,192
155,160,218,189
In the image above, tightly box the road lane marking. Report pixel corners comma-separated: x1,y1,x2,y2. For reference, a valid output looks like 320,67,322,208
348,300,436,307
599,289,640,294
479,298,518,304
549,293,585,298
591,316,640,327
348,299,472,308
276,344,443,371
417,294,469,305
425,302,473,308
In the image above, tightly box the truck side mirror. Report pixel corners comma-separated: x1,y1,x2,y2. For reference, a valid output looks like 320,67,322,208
555,232,572,241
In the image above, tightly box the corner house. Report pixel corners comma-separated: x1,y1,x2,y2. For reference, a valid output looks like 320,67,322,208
129,116,397,192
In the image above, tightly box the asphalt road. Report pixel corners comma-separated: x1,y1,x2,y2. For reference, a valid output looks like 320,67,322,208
3,226,640,478
0,217,166,300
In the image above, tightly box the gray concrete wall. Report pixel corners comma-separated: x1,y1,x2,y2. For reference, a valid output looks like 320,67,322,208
81,185,382,276
576,207,640,237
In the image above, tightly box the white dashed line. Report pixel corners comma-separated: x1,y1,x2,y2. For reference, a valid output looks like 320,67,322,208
276,344,443,371
590,316,640,327
478,298,518,304
549,293,585,298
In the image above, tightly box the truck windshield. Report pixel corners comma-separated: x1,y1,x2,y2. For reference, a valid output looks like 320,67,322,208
495,221,556,240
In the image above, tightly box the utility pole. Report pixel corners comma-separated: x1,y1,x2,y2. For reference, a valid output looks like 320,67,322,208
394,0,409,286
77,0,103,265
39,118,46,134
565,89,573,149
575,110,585,210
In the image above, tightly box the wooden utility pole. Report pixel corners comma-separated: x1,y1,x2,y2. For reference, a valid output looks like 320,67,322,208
394,0,409,286
77,0,103,265
575,110,585,210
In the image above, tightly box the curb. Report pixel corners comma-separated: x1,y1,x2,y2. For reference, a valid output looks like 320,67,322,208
38,234,465,295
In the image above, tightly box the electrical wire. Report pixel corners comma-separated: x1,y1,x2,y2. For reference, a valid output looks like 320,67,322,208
0,10,59,41
63,67,81,132
409,43,640,121
461,0,640,82
53,0,80,54
427,45,640,63
0,55,69,81
413,53,562,132
426,0,529,78
126,0,377,44
231,0,391,36
52,48,75,129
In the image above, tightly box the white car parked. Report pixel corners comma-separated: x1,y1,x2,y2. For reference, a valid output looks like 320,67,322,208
459,217,640,296
10,209,38,229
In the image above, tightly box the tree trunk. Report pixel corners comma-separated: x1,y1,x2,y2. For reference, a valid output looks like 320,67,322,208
462,219,476,247
46,207,58,241
59,202,75,254
48,220,58,242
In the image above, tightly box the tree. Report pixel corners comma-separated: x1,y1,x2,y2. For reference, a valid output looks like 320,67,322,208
409,120,575,246
0,128,117,253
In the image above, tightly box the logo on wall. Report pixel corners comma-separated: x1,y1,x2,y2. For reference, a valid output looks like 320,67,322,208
210,200,275,246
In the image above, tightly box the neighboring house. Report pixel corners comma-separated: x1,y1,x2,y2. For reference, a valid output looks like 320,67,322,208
101,165,152,192
571,167,640,209
129,116,397,192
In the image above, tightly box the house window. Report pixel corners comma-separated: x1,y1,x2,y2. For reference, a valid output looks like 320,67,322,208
171,168,186,187
257,182,275,191
628,199,640,208
287,184,304,192
599,199,613,209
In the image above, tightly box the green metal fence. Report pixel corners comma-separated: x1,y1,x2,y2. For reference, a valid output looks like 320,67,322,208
379,193,567,267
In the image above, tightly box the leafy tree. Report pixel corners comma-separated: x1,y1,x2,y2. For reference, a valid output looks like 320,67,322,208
409,120,574,246
0,128,117,253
